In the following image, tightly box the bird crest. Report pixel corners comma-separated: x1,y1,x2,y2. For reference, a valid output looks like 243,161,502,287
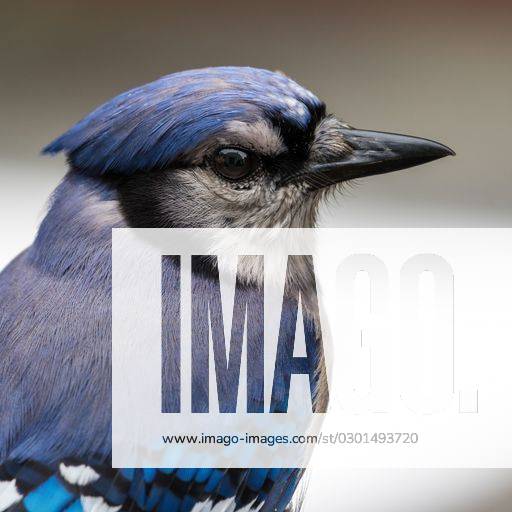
43,67,325,176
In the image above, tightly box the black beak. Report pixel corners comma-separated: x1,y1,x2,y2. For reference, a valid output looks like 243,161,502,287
306,128,455,188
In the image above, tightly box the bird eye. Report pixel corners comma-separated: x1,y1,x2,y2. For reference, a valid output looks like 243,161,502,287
210,148,260,181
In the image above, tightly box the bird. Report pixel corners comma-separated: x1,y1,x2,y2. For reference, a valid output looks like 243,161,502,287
0,66,454,512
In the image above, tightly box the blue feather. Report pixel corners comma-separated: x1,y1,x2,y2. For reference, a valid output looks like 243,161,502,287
0,66,320,511
43,67,324,176
0,171,307,510
24,476,75,512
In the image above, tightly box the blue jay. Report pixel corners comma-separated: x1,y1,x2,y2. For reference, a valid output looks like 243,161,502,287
0,67,453,512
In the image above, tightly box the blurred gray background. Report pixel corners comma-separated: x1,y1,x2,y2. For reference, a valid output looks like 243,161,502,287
1,1,511,510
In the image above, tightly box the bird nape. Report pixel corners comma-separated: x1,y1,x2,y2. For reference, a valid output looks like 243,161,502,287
0,66,453,512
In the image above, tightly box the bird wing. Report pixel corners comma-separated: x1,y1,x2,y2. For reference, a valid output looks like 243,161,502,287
0,460,301,512
0,250,302,512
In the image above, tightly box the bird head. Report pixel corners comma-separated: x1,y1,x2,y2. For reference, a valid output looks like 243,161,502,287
44,66,454,229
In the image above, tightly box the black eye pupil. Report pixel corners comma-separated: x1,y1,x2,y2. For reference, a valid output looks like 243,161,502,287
212,148,259,180
222,149,246,169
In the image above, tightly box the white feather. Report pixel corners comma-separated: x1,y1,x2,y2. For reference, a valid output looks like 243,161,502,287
211,497,236,512
59,463,100,486
0,480,22,511
190,499,213,512
81,496,122,512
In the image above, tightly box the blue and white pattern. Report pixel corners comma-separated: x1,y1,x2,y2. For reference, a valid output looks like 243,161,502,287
0,461,301,511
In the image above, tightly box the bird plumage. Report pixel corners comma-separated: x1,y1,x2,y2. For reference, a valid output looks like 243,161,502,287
0,68,321,512
0,66,454,511
43,67,325,176
0,170,307,512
